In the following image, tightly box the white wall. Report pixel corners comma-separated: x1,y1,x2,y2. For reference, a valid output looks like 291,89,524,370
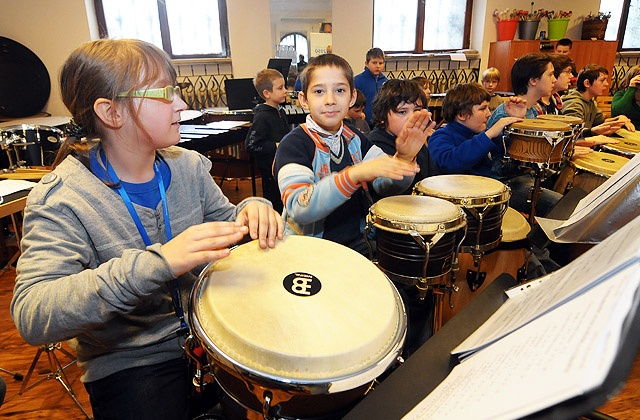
0,0,94,116
226,0,272,78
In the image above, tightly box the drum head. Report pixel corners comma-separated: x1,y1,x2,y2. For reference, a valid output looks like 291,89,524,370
615,128,640,142
573,151,630,177
414,175,510,206
537,114,583,126
501,207,531,242
370,195,465,233
510,118,571,135
191,236,405,383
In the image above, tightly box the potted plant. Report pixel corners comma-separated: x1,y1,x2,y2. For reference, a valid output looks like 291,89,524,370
494,8,519,41
517,3,547,40
581,11,611,40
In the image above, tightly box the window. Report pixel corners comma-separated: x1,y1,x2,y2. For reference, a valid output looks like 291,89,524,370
373,0,472,53
94,0,230,58
601,0,640,50
280,33,309,63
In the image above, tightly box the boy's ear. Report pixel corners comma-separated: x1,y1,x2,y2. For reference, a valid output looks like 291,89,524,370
262,88,271,99
457,111,469,121
93,98,124,129
298,91,309,109
349,89,357,108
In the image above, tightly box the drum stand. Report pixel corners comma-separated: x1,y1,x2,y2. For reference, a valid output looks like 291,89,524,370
17,343,92,419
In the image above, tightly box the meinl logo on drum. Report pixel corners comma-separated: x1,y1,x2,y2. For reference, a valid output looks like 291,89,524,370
283,272,322,296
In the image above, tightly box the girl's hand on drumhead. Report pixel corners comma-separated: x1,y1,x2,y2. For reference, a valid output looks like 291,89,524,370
161,222,249,276
571,145,594,158
504,97,527,119
485,116,523,139
349,155,419,184
236,201,284,249
394,109,431,160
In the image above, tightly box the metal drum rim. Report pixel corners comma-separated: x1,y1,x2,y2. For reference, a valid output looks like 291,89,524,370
368,207,467,234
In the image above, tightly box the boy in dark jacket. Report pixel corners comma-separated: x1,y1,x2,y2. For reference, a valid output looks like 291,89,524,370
245,69,290,212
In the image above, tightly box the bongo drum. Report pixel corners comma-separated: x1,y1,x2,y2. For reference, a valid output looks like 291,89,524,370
601,129,640,158
553,151,630,194
506,118,572,166
537,114,584,157
440,207,530,326
366,195,466,287
189,236,406,419
414,175,511,254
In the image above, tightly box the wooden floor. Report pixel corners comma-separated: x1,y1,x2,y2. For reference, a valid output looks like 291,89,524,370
0,178,639,419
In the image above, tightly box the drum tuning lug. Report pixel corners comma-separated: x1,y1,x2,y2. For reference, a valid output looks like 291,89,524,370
262,391,273,419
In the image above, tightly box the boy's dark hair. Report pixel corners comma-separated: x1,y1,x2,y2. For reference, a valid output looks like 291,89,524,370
510,53,553,96
253,68,283,100
556,38,573,49
365,47,385,63
351,89,366,108
549,54,575,78
298,53,354,96
577,64,609,92
441,83,491,123
372,79,428,128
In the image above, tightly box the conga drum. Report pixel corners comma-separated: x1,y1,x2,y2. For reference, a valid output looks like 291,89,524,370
537,114,584,157
440,207,530,326
189,236,406,419
506,118,572,167
366,195,467,287
553,151,630,194
600,129,640,158
414,175,511,255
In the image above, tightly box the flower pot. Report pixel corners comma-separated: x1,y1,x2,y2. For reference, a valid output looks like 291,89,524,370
497,19,519,41
518,20,540,40
581,19,608,40
547,18,570,40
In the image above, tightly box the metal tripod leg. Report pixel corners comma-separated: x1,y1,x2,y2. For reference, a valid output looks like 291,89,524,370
18,343,93,419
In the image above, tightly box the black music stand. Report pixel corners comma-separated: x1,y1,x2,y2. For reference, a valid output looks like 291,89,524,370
18,343,93,419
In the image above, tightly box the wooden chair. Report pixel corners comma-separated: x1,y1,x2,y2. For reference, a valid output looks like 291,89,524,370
596,95,613,119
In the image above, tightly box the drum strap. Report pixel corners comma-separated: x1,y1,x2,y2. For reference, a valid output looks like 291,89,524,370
103,152,189,338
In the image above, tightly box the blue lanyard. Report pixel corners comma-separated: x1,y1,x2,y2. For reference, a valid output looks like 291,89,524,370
103,152,188,337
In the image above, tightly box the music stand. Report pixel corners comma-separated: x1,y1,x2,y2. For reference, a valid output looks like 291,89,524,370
18,342,93,419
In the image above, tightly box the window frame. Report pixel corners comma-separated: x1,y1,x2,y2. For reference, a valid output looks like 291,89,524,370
374,0,474,54
93,0,231,59
616,0,639,51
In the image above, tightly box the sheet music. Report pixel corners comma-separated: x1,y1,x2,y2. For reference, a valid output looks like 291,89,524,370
537,152,640,242
205,120,249,130
179,125,229,134
402,265,639,420
453,213,640,357
0,179,38,198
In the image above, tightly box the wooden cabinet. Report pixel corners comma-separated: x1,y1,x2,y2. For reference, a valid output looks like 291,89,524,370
487,40,619,92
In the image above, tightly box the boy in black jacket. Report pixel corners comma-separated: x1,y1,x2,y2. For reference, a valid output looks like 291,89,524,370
245,69,290,212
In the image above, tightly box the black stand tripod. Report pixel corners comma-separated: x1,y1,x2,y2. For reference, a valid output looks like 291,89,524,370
19,343,92,419
0,367,23,381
